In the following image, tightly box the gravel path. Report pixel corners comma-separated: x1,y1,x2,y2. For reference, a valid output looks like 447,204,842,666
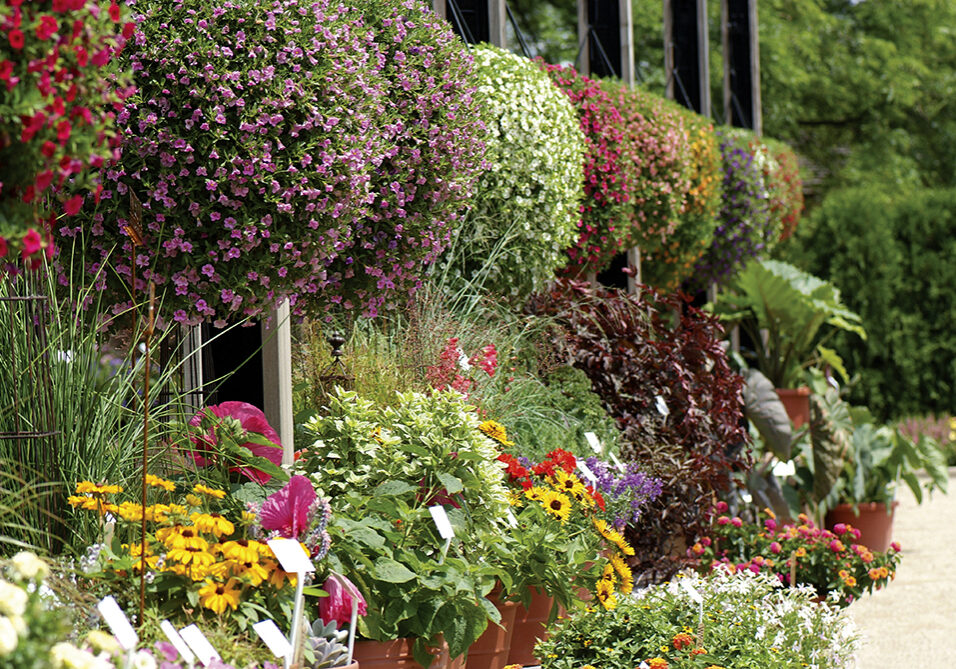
849,469,956,667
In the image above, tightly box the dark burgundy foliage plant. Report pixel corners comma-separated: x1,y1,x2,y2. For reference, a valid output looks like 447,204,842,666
528,279,750,579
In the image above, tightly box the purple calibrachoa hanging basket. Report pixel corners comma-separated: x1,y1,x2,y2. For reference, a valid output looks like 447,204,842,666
65,0,483,324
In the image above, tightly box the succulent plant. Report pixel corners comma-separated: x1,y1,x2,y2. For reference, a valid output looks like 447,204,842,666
307,619,351,669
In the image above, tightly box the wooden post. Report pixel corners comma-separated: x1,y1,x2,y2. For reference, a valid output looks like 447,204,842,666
261,300,294,466
722,0,761,136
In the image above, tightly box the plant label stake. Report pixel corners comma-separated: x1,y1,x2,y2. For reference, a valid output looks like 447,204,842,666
576,460,598,484
160,620,196,669
329,570,361,665
639,662,650,669
609,452,626,473
584,431,603,454
506,508,519,528
97,596,138,669
179,624,221,667
268,538,316,669
254,620,293,660
655,395,669,417
428,504,455,563
679,579,705,646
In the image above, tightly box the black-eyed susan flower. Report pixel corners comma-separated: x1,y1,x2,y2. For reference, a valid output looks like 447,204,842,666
166,545,216,568
198,578,241,614
192,483,226,499
190,512,235,537
220,539,262,564
550,469,587,499
595,579,617,611
145,474,176,492
593,518,636,556
478,420,515,446
539,489,571,523
159,526,209,551
76,481,123,495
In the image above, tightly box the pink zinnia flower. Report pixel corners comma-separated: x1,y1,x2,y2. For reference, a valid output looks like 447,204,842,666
715,501,729,513
320,574,367,627
769,541,782,554
890,542,902,552
717,516,730,526
764,518,777,532
259,475,315,540
188,401,283,483
731,517,743,528
829,539,845,553
833,523,847,535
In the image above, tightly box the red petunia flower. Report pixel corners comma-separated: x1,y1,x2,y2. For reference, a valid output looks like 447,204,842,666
9,29,25,50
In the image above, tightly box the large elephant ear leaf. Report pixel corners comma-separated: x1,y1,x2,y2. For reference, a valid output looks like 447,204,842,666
743,368,793,461
810,390,853,503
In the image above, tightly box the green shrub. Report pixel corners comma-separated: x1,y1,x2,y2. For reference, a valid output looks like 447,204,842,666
783,186,956,418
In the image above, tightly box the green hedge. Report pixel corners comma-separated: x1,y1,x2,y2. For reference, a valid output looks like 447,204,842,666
784,186,956,418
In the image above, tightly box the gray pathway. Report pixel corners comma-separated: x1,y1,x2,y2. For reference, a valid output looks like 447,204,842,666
850,468,956,667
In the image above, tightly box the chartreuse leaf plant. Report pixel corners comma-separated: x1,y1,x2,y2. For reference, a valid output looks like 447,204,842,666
297,389,512,666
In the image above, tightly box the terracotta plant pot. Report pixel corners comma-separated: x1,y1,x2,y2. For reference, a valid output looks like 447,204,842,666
353,638,464,669
775,387,811,428
466,590,519,669
338,663,360,669
825,501,900,553
505,588,554,667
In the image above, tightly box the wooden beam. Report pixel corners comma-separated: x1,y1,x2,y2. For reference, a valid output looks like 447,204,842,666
261,300,294,466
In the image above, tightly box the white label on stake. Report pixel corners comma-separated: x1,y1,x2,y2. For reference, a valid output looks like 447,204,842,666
96,596,138,651
268,538,315,574
680,578,704,605
253,620,293,659
655,395,670,416
179,624,221,666
457,347,472,371
609,452,626,473
584,431,603,454
639,663,650,669
506,509,519,528
160,620,195,664
428,505,455,539
576,460,598,483
772,460,796,478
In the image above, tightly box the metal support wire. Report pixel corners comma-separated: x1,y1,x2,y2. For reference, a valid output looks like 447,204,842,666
667,66,696,111
446,0,476,47
729,89,750,129
504,1,533,59
574,24,618,79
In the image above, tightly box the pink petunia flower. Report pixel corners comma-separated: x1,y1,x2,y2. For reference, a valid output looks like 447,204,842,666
188,401,283,483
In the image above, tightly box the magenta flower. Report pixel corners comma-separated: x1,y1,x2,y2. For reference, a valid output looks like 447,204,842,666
833,523,847,535
829,539,846,553
731,517,743,528
188,401,282,484
769,541,782,555
319,574,367,627
259,475,315,540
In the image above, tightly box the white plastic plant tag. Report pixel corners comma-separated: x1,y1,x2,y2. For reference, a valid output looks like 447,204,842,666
96,596,138,651
506,509,519,528
160,620,196,664
639,662,650,669
253,620,293,659
428,505,455,539
584,431,603,454
179,624,221,666
609,452,626,473
456,347,472,371
772,460,796,478
576,460,598,483
268,538,315,574
680,578,704,605
655,395,669,416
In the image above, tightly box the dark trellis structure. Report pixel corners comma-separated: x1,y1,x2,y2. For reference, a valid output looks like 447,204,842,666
722,0,761,134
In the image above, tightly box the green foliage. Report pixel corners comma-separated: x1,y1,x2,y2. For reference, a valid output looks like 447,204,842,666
297,389,510,662
535,570,859,669
783,186,956,418
713,258,866,388
436,44,585,301
488,366,622,464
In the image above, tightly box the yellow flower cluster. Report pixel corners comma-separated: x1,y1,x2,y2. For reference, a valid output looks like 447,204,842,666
70,480,299,617
478,420,515,446
591,518,637,610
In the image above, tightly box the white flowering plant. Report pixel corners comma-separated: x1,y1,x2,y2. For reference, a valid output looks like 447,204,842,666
436,43,586,300
535,568,860,669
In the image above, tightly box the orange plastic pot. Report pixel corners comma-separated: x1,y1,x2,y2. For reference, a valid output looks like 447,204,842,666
505,588,554,667
353,638,464,669
825,501,899,552
466,590,519,669
775,387,811,428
